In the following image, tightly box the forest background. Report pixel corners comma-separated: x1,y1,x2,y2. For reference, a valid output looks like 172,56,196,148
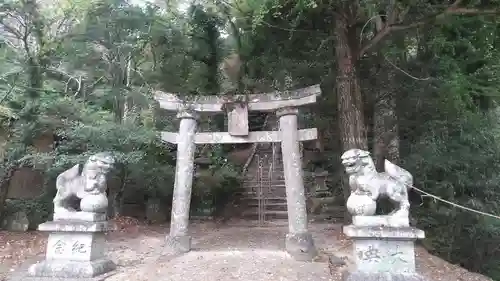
1,0,500,278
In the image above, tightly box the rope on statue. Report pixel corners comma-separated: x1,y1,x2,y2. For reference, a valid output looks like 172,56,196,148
408,184,500,220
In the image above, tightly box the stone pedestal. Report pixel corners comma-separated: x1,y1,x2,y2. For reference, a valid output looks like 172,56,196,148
352,215,409,228
28,214,116,279
277,107,317,261
342,225,430,281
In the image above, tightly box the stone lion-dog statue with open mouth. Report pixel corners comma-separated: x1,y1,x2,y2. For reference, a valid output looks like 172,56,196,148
53,152,116,220
341,149,413,227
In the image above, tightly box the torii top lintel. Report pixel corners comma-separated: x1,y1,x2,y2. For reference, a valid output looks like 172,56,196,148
154,84,321,113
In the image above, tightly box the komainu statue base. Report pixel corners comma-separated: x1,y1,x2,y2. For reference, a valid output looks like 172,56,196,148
343,271,430,281
352,215,409,228
53,211,107,222
342,225,431,281
27,219,116,279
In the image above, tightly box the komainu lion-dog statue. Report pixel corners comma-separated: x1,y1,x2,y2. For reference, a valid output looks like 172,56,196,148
53,152,116,216
341,149,413,226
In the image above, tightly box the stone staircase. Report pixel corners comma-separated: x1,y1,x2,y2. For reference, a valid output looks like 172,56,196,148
239,143,289,220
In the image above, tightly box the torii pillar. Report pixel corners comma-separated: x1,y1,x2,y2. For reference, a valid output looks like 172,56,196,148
278,106,317,260
165,109,198,253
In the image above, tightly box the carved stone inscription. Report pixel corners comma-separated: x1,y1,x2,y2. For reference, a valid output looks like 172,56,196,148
46,233,99,261
357,245,381,262
353,240,415,273
72,241,88,254
54,240,66,255
52,239,88,254
49,238,89,257
387,244,409,265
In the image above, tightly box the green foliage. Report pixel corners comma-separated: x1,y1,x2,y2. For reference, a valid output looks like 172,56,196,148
403,110,500,275
395,16,500,278
191,144,241,216
0,0,179,220
2,0,500,278
185,4,223,94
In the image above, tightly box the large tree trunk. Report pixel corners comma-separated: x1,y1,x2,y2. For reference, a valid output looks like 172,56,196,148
373,57,399,172
372,17,401,172
334,16,368,224
107,165,128,218
335,17,367,152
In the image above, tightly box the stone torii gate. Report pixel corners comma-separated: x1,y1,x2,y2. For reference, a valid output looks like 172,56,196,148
154,85,321,261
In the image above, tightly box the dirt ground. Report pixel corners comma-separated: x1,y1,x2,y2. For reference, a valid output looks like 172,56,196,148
0,218,493,281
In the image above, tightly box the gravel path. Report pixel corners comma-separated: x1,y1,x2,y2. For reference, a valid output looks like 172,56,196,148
2,220,493,281
106,222,343,281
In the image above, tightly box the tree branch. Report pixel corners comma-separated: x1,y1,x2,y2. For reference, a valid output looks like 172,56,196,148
387,0,398,24
358,0,500,58
450,0,464,9
0,22,22,39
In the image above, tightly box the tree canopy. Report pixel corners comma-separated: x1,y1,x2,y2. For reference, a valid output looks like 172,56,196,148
1,0,500,278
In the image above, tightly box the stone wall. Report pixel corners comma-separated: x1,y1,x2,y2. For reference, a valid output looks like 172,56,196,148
4,133,54,199
227,146,253,166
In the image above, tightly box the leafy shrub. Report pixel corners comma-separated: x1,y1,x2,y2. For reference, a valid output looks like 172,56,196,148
402,110,500,277
191,145,242,217
4,196,53,230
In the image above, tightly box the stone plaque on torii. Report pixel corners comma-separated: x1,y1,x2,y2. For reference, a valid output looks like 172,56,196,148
154,84,321,261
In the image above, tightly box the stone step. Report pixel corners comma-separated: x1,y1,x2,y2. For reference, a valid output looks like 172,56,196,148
243,180,286,185
244,175,285,179
248,156,283,161
251,161,282,164
244,170,285,175
242,185,287,191
242,185,286,190
242,189,286,195
245,168,285,176
240,194,286,198
244,172,285,177
243,180,286,184
236,191,287,197
248,158,282,162
243,176,285,182
245,205,287,213
241,197,287,204
246,202,287,211
244,172,285,176
241,210,289,220
247,160,283,165
247,165,278,168
245,167,284,171
240,187,287,192
248,158,283,161
242,188,286,192
241,194,287,200
242,180,286,185
244,177,286,182
245,168,285,173
243,184,286,188
241,195,287,200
